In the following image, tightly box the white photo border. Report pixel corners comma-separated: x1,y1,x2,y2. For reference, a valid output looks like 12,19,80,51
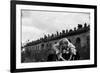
16,4,94,69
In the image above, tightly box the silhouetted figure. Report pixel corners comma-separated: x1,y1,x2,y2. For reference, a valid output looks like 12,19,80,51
47,54,58,61
47,50,58,61
72,51,80,60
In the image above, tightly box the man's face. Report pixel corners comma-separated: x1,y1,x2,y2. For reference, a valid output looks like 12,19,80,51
63,49,66,53
62,41,68,49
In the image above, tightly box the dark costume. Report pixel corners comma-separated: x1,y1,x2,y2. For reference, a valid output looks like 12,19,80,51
47,54,58,61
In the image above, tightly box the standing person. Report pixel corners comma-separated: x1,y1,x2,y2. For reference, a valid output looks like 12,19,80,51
47,50,58,61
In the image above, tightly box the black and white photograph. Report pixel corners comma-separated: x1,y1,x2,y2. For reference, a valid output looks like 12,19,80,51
11,1,97,72
21,10,90,63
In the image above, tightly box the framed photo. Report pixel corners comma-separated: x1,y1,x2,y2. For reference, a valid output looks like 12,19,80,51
11,0,97,72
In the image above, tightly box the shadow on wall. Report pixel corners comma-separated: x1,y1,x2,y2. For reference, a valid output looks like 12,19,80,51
75,36,90,60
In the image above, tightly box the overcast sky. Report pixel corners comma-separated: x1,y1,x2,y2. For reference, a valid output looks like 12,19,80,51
22,10,90,43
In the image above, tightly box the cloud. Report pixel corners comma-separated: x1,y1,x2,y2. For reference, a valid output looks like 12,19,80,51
22,25,49,43
22,10,90,42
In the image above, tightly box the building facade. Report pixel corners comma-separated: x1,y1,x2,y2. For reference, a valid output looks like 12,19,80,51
22,23,90,62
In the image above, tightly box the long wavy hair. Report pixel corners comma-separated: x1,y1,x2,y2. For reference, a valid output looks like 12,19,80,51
53,38,76,55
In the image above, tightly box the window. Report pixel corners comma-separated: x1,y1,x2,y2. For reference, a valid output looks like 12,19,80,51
76,37,81,43
41,43,44,48
75,37,81,52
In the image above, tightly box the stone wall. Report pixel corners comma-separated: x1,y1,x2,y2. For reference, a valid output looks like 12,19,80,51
22,23,90,62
